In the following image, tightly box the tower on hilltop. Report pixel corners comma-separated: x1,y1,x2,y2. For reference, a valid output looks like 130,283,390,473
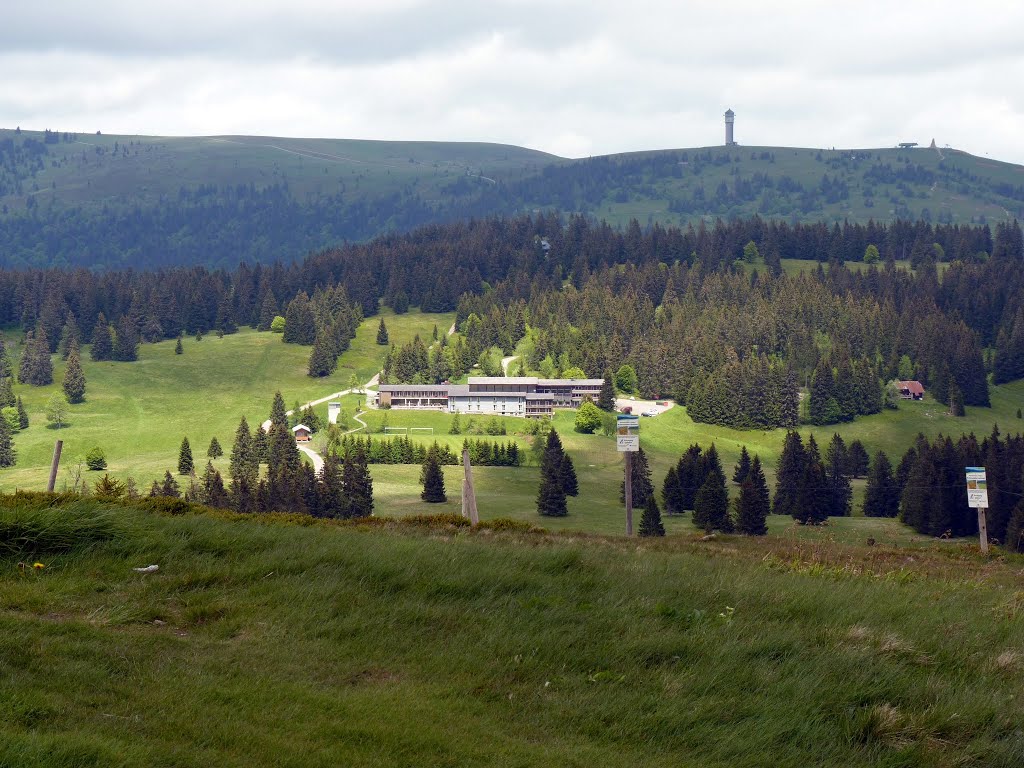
724,109,736,146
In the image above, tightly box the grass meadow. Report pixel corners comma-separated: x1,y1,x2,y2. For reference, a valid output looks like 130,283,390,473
1,497,1022,767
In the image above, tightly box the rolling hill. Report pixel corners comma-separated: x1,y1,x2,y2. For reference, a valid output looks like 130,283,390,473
2,127,1023,269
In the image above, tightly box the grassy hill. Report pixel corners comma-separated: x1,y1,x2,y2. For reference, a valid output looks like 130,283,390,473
1,496,1022,766
2,127,1022,269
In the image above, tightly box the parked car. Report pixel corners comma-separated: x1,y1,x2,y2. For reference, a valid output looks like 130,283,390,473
642,409,658,417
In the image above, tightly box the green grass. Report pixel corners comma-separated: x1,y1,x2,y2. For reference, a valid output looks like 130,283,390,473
1,497,1022,766
0,309,451,493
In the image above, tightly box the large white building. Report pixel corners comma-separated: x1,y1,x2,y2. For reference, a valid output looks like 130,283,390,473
376,376,603,418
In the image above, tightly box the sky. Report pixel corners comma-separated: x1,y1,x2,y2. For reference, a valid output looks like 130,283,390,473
2,0,1024,163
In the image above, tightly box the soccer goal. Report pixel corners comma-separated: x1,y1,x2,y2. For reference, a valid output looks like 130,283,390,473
409,427,434,435
384,427,409,435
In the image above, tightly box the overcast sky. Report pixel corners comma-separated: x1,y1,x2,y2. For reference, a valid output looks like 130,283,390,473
2,1,1023,162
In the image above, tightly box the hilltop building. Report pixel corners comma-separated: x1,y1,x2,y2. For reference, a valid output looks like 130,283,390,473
724,109,736,146
376,376,603,418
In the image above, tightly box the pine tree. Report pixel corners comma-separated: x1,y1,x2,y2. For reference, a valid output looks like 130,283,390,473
376,318,389,345
0,412,15,467
825,452,852,517
207,436,223,459
732,446,751,484
282,291,317,345
230,416,257,486
316,454,346,518
90,313,113,361
0,377,14,408
863,451,899,518
420,444,447,502
178,437,194,475
16,397,28,430
113,315,139,362
216,296,237,335
308,333,335,377
560,453,579,496
597,370,616,411
662,465,683,514
159,471,181,498
795,437,830,524
58,315,81,360
342,447,374,518
1005,500,1024,553
269,391,288,432
19,330,53,386
537,428,568,517
257,292,278,332
63,347,86,403
175,336,183,355
735,455,770,535
620,447,654,507
846,440,870,477
0,337,11,379
638,495,666,537
693,470,730,533
772,431,805,516
254,425,269,463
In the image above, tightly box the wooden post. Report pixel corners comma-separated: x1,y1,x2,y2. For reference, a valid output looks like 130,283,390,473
978,507,989,554
462,449,479,525
624,451,633,536
47,440,63,493
461,478,469,519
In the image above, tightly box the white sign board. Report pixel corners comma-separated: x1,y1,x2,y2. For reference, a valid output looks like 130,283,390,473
965,466,988,509
616,415,639,453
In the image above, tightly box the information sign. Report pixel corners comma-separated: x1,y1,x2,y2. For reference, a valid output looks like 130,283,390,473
616,414,639,452
965,466,988,509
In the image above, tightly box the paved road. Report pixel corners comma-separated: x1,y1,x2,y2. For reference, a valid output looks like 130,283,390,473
297,444,323,474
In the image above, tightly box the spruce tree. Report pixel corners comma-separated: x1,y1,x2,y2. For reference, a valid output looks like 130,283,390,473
16,397,28,430
207,436,223,459
597,370,616,412
230,416,257,486
825,452,852,517
638,495,666,537
254,425,269,463
160,470,181,498
772,431,805,516
863,451,899,518
90,313,113,361
662,465,683,514
620,447,654,507
113,315,139,362
216,296,237,335
693,470,730,533
732,446,751,484
735,455,770,535
175,336,183,355
1005,500,1024,553
560,453,579,497
342,447,374,518
420,444,447,502
308,333,335,377
317,454,345,518
376,318,389,345
0,378,14,408
537,428,568,517
846,440,870,477
269,391,288,432
282,291,317,345
0,337,11,379
178,437,194,475
257,292,278,331
63,347,86,403
20,330,53,386
795,437,830,524
0,412,16,467
58,315,81,360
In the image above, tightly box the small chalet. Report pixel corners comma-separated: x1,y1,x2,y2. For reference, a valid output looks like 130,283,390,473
292,424,312,442
897,380,925,400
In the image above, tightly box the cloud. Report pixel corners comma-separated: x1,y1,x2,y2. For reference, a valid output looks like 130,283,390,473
0,0,1022,163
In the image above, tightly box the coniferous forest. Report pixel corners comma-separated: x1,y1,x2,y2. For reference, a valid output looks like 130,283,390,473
2,214,1022,432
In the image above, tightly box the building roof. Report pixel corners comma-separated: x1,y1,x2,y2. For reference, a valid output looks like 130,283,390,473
378,384,449,392
292,424,311,433
898,380,925,395
467,376,539,385
526,393,554,400
447,385,470,396
537,378,604,386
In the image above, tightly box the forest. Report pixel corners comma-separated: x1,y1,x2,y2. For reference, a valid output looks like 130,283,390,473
1,214,1023,430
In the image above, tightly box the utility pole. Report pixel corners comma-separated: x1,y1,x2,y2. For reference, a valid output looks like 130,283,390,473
624,451,633,536
965,466,989,555
47,440,63,492
462,448,479,525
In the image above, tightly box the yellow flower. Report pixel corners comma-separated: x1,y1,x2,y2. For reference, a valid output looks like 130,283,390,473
32,562,45,570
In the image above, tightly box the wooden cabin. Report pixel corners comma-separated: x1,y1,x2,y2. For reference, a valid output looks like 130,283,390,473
897,380,925,400
292,424,312,442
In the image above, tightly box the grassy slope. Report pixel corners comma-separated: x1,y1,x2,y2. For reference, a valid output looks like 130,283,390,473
0,309,452,493
4,307,1024,536
1,501,1022,767
0,129,555,212
4,128,1022,229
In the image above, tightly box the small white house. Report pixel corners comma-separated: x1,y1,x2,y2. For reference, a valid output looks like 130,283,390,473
292,424,312,443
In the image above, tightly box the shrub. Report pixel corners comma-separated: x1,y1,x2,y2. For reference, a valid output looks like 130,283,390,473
85,446,107,471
